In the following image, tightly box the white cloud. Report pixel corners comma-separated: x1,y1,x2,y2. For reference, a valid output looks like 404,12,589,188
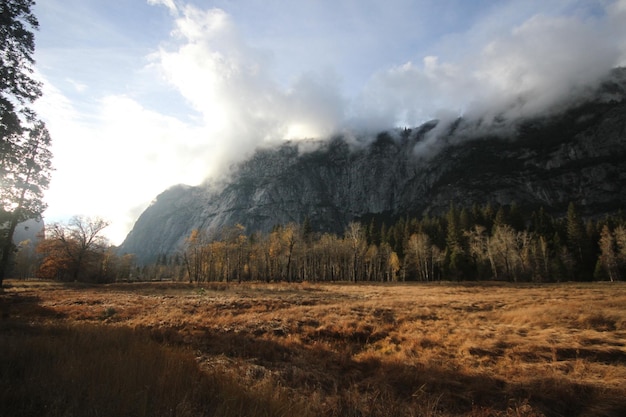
352,2,623,134
37,79,209,244
470,14,616,119
147,0,626,148
152,5,347,175
65,78,87,93
147,0,177,14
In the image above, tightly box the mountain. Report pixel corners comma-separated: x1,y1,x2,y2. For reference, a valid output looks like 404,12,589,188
120,69,626,264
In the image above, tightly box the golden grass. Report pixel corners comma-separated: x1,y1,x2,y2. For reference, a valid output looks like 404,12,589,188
2,280,626,416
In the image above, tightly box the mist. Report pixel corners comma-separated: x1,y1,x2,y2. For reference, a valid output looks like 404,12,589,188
149,1,626,180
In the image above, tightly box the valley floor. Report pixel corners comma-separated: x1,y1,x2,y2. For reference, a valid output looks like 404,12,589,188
2,280,626,416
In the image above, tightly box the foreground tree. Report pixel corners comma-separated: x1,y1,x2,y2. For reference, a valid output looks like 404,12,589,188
1,1,52,285
0,0,41,138
37,216,110,282
0,122,52,282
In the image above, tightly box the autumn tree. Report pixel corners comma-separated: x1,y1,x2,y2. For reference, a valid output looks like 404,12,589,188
406,233,439,281
489,225,522,281
286,223,302,281
183,229,209,283
598,225,619,282
385,245,401,282
0,1,53,285
531,235,551,282
345,222,366,282
37,216,110,282
615,226,626,272
316,233,340,281
112,253,137,281
222,224,247,282
267,226,285,281
364,244,376,280
596,224,626,282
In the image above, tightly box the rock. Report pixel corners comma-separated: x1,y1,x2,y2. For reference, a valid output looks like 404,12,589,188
120,69,626,264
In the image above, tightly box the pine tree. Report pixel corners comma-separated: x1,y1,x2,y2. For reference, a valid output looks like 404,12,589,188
1,1,52,285
565,203,594,280
445,205,472,279
1,122,52,283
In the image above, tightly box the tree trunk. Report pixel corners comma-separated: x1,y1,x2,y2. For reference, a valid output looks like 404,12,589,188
0,215,20,286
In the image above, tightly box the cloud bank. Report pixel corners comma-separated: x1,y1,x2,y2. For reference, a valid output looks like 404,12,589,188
352,3,625,129
150,1,626,169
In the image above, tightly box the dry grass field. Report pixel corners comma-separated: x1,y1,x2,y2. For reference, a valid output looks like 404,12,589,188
1,280,626,417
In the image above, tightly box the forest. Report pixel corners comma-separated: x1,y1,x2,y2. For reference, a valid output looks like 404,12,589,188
22,202,626,284
120,202,626,284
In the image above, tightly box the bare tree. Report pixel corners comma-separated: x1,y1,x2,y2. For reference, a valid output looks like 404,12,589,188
345,222,366,282
406,233,434,281
282,223,299,282
183,229,208,283
37,216,109,282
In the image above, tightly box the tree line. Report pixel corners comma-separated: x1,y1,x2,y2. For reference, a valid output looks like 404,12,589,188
3,216,133,283
141,203,626,283
10,203,624,284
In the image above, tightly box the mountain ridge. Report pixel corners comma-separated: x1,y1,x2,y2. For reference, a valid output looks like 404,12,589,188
120,69,626,264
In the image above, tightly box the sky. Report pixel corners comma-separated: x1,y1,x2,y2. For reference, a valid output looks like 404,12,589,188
31,0,626,245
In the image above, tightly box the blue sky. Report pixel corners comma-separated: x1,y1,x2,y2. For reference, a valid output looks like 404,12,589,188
31,0,626,244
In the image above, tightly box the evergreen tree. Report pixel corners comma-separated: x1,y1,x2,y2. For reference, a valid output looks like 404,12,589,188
531,206,553,236
565,203,594,280
301,216,313,243
566,203,585,257
493,206,507,228
482,203,495,231
1,1,52,285
459,208,471,232
445,204,472,279
1,121,52,283
0,0,41,136
508,203,524,230
445,205,461,253
379,222,388,245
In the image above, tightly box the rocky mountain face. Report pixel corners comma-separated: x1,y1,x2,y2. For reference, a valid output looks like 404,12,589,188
120,69,626,264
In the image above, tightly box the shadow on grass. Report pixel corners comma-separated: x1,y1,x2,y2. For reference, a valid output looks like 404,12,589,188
162,325,626,417
0,290,60,320
0,290,312,417
3,287,626,417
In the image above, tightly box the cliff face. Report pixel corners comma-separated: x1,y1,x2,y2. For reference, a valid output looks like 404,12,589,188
120,70,626,263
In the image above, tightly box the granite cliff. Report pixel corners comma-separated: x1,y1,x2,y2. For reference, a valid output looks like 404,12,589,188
120,69,626,263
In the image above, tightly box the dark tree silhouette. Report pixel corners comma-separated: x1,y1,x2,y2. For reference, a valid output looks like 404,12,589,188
1,1,52,285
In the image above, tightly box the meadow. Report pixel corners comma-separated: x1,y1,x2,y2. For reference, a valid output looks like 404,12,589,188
1,280,625,417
